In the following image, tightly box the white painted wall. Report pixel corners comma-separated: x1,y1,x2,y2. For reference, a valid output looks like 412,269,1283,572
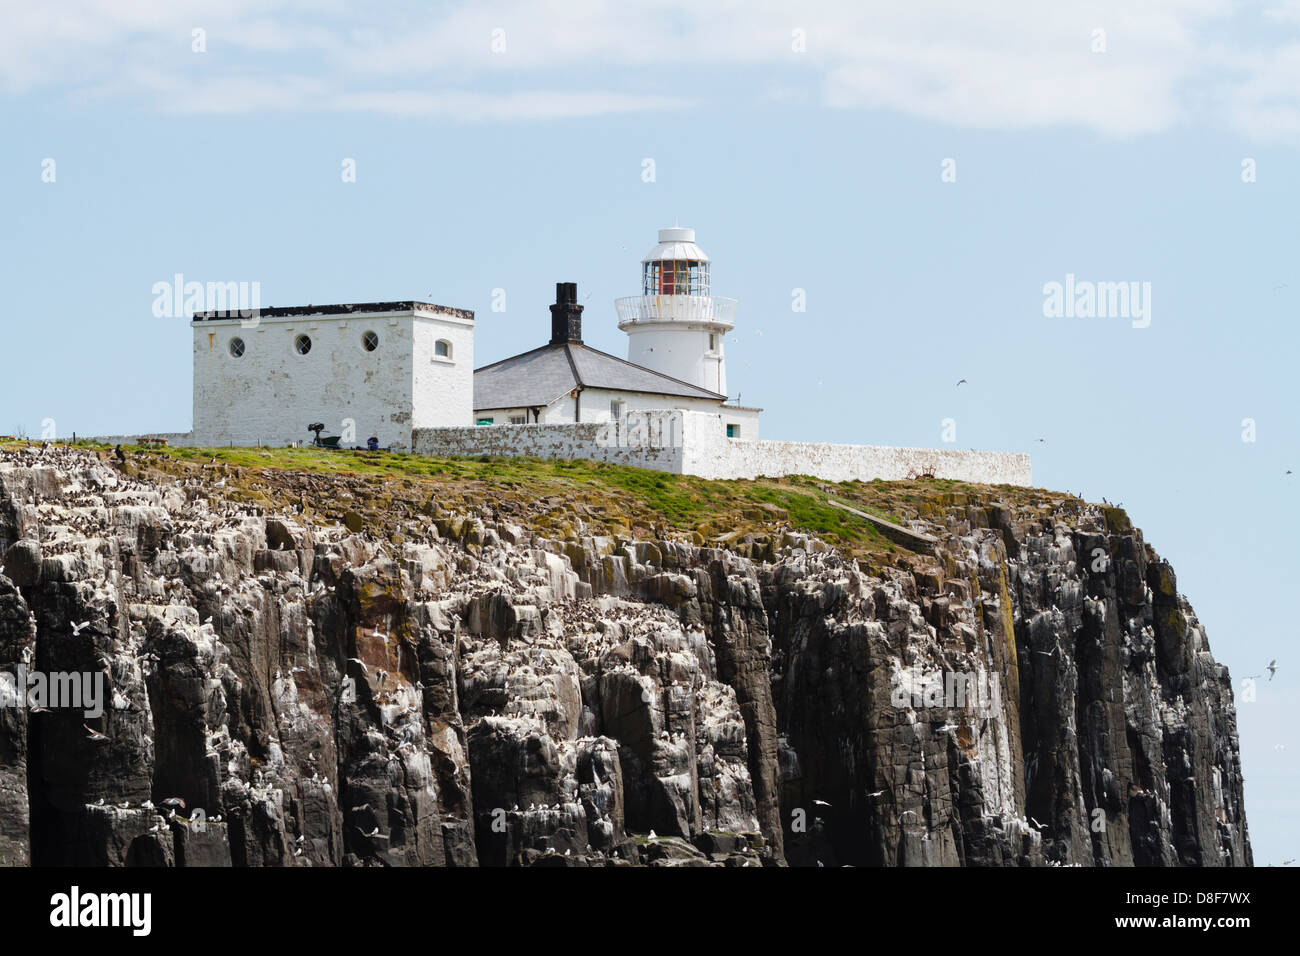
625,326,727,395
416,409,1032,486
411,312,475,430
192,307,473,450
567,389,736,425
413,416,685,472
679,412,1032,484
474,388,754,432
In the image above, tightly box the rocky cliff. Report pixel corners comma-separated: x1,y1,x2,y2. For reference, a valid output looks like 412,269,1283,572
0,445,1250,866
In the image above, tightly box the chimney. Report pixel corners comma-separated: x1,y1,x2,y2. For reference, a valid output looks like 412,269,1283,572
549,281,583,344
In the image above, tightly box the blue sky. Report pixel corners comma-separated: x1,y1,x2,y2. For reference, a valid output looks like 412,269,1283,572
1,0,1296,864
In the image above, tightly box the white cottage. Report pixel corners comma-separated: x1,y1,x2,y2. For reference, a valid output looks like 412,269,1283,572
473,228,761,437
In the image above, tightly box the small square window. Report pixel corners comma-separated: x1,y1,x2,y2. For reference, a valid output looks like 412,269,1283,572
726,423,740,438
510,415,526,425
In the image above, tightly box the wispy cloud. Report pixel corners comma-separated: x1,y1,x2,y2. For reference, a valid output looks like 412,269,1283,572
5,0,1300,138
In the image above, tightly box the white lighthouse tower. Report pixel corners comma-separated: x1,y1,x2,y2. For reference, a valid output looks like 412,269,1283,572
615,227,737,396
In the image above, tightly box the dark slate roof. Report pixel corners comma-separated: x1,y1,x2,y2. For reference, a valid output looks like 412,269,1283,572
193,301,473,321
474,342,725,410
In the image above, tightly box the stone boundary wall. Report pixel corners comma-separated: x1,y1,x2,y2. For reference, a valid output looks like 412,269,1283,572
414,410,1032,486
412,416,685,473
680,411,1031,484
692,439,1031,484
81,412,1031,486
78,432,198,448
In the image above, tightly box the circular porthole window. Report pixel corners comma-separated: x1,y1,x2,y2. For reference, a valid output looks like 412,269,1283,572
295,334,312,355
362,330,379,352
229,337,245,357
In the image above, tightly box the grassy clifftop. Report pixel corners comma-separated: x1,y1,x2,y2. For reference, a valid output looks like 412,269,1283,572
19,443,1102,569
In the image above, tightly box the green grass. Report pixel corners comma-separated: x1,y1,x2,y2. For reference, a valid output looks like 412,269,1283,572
35,442,1073,566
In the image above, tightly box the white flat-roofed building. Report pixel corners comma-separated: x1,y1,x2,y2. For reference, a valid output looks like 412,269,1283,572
191,301,474,450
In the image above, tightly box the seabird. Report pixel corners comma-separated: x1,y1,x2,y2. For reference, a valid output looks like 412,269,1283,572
1267,660,1279,681
955,379,967,387
83,724,109,742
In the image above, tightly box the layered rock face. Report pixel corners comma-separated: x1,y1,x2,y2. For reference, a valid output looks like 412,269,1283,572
0,448,1250,866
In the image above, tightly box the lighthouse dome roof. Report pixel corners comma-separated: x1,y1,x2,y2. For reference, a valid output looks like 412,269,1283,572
642,227,709,263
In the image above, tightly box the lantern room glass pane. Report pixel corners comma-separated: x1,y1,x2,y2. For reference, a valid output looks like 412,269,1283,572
642,259,710,295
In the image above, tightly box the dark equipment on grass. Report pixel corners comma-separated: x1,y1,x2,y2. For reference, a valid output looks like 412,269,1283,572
308,423,342,450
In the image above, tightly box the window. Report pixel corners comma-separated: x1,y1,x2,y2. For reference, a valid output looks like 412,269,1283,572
643,259,709,296
435,339,452,359
362,330,379,352
610,400,625,419
229,337,245,357
726,423,740,438
708,334,716,351
294,334,312,355
510,415,526,425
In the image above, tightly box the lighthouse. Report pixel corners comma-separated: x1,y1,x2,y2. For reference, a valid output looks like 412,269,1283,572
615,227,737,396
